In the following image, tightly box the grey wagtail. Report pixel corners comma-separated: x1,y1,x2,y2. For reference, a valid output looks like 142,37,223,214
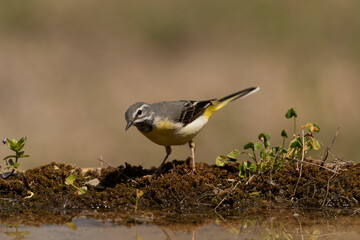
125,87,259,174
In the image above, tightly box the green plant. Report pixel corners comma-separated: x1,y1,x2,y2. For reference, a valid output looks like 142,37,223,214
65,174,88,195
244,142,262,163
285,107,297,135
134,189,144,213
215,108,321,178
2,137,30,178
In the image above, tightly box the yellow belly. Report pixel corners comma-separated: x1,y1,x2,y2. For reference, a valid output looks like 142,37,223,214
140,116,208,146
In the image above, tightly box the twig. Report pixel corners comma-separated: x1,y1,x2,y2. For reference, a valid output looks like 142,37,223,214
320,148,329,166
293,130,305,197
286,157,339,174
331,126,340,148
322,167,338,208
245,174,256,185
97,155,115,168
352,208,360,216
318,139,343,162
214,181,241,209
321,126,340,166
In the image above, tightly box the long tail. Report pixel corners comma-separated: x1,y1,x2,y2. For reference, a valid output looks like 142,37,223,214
204,87,260,118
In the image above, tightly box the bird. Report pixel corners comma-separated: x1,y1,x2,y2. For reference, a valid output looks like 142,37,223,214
125,87,260,174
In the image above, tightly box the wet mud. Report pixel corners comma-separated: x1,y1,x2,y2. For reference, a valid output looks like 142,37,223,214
1,159,359,214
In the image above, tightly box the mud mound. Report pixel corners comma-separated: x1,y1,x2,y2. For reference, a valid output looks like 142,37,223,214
0,160,359,214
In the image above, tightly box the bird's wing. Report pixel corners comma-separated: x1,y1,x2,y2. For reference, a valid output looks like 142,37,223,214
178,100,215,125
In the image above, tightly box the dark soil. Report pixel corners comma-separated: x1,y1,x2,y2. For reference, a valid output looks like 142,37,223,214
1,159,359,222
0,161,360,213
0,161,360,228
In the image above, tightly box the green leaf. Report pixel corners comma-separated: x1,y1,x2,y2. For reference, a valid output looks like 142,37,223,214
254,142,262,151
243,161,250,168
258,133,271,148
8,142,17,151
19,154,30,158
289,138,302,148
258,132,271,142
238,169,246,178
260,150,266,159
285,108,297,119
4,232,18,237
238,163,248,178
65,222,78,231
228,227,240,235
66,174,77,185
3,155,16,160
313,123,320,132
8,159,15,166
281,129,288,138
227,149,240,160
244,142,254,150
248,163,257,173
238,164,245,172
13,162,20,169
215,155,227,167
136,189,144,198
312,139,321,150
20,231,31,237
77,186,88,195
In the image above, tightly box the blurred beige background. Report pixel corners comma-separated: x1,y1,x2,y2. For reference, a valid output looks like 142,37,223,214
0,0,359,170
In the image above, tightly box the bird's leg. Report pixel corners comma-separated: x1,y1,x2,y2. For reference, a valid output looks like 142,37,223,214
157,146,172,175
188,140,196,174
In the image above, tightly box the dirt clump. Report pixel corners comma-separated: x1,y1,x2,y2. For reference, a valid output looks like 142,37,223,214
0,160,359,215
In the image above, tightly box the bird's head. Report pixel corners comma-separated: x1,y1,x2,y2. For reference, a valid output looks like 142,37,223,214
125,102,154,131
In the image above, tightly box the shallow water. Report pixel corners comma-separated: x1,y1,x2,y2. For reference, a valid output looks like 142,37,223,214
1,208,360,240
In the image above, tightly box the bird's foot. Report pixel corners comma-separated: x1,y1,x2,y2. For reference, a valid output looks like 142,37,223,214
187,168,197,175
186,156,197,175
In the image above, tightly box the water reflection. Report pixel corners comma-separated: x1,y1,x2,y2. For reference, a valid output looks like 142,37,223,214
2,225,30,240
1,209,360,240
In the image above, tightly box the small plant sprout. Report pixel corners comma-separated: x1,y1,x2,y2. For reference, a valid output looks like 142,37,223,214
2,137,30,178
65,174,88,195
258,132,271,161
216,149,241,167
24,190,34,199
301,123,321,151
243,142,261,163
135,189,144,213
215,155,228,167
285,107,298,135
281,129,288,148
216,108,322,179
258,132,271,148
238,161,257,178
227,149,240,160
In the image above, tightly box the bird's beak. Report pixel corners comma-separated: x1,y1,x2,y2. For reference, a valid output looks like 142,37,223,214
125,121,133,131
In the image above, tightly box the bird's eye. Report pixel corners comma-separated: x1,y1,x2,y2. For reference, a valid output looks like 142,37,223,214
137,109,142,115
